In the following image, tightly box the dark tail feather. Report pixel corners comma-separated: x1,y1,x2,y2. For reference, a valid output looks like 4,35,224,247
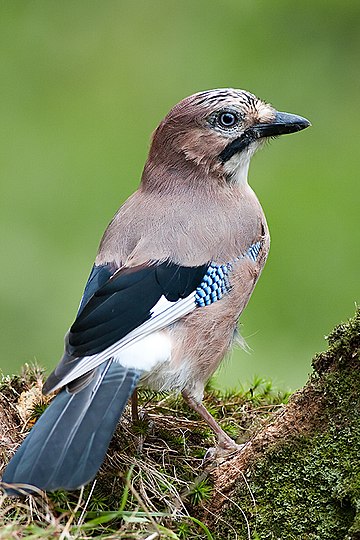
2,361,140,494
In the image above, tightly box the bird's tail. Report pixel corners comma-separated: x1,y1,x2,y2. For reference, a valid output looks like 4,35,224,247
2,361,140,494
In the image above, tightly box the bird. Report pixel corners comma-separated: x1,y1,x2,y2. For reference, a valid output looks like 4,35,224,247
2,88,310,494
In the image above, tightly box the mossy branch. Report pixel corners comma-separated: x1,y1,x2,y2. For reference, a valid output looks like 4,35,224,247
203,307,360,539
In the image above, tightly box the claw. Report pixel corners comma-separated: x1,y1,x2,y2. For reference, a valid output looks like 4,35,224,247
203,442,246,467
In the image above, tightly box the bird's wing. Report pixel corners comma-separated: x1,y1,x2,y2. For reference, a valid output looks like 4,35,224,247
43,260,210,393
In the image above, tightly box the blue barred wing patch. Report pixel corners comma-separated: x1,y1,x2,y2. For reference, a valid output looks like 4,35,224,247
246,241,261,262
195,241,262,308
195,263,231,307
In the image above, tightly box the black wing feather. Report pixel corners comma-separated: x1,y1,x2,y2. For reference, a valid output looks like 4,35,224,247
155,264,207,301
66,261,208,358
77,263,116,315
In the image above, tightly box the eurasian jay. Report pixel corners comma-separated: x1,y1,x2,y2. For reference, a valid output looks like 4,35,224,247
2,88,310,494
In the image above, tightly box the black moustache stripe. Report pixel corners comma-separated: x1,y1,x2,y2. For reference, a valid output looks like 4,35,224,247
218,130,255,163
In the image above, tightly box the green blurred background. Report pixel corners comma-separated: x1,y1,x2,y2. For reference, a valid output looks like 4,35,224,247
0,1,359,391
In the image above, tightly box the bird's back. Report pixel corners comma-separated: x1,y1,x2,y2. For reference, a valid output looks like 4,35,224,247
96,180,269,269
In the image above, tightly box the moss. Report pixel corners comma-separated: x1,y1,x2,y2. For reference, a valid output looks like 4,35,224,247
1,311,358,539
212,309,360,539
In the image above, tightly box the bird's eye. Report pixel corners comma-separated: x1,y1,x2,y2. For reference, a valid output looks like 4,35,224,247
218,112,238,128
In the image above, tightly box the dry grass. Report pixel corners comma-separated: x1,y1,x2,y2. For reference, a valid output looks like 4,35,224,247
0,365,289,539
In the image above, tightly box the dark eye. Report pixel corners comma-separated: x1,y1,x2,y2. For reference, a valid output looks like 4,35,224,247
218,112,238,128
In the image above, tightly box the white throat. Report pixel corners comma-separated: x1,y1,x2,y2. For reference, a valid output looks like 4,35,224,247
222,142,260,186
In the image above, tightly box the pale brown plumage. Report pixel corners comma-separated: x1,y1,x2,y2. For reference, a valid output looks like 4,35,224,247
3,89,310,494
93,88,302,449
94,88,309,447
97,89,273,267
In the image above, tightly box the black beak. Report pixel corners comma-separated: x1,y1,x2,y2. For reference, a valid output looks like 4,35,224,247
251,111,311,139
219,111,311,163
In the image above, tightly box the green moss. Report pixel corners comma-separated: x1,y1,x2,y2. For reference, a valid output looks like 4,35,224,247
215,309,360,540
241,430,358,539
1,311,358,539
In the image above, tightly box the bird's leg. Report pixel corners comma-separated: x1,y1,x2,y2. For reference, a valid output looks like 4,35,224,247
131,388,148,455
182,390,242,454
131,388,139,422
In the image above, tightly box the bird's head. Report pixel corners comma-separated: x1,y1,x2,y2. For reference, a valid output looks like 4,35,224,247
145,88,310,189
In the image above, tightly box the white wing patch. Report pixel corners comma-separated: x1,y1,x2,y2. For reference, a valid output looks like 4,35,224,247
49,293,196,392
113,331,172,371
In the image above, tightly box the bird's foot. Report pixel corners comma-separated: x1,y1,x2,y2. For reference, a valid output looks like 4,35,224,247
203,440,247,466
